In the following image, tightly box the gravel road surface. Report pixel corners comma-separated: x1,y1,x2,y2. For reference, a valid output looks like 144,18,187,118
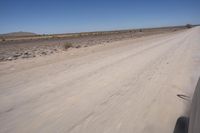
0,27,200,133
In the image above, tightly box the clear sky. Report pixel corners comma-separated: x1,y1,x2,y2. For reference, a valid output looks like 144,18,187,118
0,0,200,34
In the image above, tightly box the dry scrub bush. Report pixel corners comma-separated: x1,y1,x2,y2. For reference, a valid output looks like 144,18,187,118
64,42,73,49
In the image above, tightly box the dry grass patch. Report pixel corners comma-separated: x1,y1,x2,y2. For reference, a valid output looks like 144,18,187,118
64,42,73,49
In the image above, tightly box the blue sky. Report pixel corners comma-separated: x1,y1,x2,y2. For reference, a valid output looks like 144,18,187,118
0,0,200,34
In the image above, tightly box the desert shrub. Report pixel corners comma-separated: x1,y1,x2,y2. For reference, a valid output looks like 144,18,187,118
1,37,6,41
64,42,73,49
75,45,80,49
51,35,59,39
186,24,192,28
139,29,142,32
78,33,82,37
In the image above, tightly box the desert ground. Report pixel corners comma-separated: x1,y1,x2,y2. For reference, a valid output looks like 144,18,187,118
0,27,185,61
0,26,200,133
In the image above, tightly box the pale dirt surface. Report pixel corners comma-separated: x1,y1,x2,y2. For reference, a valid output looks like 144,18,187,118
0,27,200,133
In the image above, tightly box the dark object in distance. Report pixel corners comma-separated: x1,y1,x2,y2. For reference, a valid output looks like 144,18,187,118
186,24,192,28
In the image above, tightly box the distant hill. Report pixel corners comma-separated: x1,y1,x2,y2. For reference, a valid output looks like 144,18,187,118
0,32,37,37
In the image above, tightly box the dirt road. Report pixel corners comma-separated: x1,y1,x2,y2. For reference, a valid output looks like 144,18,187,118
0,27,200,133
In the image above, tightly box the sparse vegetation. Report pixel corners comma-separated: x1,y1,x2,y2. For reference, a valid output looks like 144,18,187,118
186,24,192,28
1,37,6,42
75,45,81,48
64,42,73,49
0,26,188,62
77,33,82,37
51,35,59,39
